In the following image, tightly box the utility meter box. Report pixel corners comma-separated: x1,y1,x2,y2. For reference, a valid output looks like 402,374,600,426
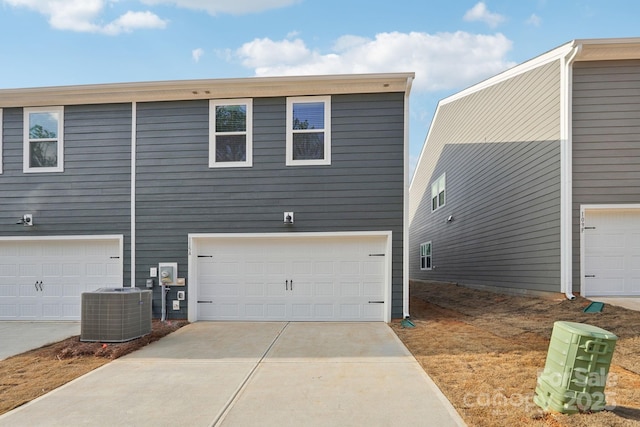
534,321,617,414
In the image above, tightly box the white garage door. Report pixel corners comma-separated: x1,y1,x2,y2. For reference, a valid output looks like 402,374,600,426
583,209,640,296
0,238,123,320
194,234,389,321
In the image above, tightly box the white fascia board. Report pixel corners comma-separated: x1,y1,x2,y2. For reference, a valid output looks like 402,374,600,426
441,41,575,106
0,73,415,108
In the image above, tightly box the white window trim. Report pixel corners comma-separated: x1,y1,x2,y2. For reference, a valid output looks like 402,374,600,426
209,99,253,168
23,106,64,173
0,108,3,174
286,95,331,166
431,173,446,212
420,241,432,271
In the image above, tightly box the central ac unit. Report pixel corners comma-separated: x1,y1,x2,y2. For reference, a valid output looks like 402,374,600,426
81,288,152,342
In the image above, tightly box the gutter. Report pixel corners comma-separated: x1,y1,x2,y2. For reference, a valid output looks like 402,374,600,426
403,75,414,319
559,42,582,301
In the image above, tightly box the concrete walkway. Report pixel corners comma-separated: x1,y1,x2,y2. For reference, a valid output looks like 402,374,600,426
590,297,640,312
0,322,80,361
0,322,466,427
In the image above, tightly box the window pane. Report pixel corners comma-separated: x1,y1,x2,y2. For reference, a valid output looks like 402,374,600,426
29,112,59,139
432,197,437,211
293,133,324,160
215,105,246,133
426,257,431,269
30,141,58,167
292,102,324,130
425,244,431,256
439,191,445,206
216,135,246,162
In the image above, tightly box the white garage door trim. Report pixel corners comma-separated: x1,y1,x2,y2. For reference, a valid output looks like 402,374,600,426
188,231,392,323
0,235,124,320
580,204,640,297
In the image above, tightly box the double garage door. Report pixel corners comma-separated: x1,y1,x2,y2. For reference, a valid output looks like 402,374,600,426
193,234,389,321
0,238,122,320
583,208,640,296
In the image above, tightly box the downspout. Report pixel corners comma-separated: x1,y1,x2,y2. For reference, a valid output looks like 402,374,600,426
560,43,581,300
403,75,414,319
130,102,136,288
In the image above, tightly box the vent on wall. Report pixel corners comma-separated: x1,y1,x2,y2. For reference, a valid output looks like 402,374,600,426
81,288,152,343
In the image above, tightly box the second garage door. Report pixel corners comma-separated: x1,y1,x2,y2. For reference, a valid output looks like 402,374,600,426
583,208,640,296
0,237,123,320
193,233,390,321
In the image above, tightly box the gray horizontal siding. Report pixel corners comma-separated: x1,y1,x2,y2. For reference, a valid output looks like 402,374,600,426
135,93,406,318
572,59,640,288
409,59,562,293
0,104,132,281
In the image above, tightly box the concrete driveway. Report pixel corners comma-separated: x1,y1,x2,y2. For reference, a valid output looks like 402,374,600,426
0,322,466,427
0,322,80,361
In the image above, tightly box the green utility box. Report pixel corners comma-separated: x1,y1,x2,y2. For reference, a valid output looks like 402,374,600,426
534,321,617,414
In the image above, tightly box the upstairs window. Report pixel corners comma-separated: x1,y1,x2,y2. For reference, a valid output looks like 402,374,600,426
209,99,253,168
420,242,432,270
431,173,446,211
286,96,331,166
24,107,64,173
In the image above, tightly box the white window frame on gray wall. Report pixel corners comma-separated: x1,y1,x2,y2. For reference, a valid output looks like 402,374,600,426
431,173,445,211
286,96,331,166
209,99,253,168
420,241,432,270
23,106,64,173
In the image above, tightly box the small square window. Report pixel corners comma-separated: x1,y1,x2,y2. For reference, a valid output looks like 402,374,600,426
420,242,432,270
286,96,331,166
431,173,445,211
209,99,253,168
23,107,64,173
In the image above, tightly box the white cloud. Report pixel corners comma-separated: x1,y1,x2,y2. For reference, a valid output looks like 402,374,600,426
526,13,541,26
463,2,506,28
140,0,299,15
234,31,515,93
103,10,168,35
2,0,167,35
192,47,205,62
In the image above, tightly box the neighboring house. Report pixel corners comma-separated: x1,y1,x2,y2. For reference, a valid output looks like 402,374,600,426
0,72,414,322
409,37,640,299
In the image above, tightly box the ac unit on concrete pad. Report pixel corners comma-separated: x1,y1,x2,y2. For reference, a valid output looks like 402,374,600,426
81,288,152,342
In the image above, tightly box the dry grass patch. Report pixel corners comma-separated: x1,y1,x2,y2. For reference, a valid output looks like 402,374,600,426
391,281,640,427
0,319,187,416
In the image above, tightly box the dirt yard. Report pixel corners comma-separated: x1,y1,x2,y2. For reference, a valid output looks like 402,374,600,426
0,319,187,416
391,281,640,427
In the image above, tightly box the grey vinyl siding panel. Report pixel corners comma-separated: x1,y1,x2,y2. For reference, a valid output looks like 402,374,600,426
572,59,640,288
135,93,406,318
0,104,132,282
409,60,562,293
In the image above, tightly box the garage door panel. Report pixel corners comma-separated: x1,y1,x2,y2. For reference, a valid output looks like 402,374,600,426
0,239,122,320
196,235,388,321
584,209,640,296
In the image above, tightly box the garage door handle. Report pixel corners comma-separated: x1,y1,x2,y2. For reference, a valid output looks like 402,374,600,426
585,275,596,278
34,281,43,291
285,280,288,290
290,280,293,290
368,301,384,304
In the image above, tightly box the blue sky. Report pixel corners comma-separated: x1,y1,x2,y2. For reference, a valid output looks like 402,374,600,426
1,0,640,176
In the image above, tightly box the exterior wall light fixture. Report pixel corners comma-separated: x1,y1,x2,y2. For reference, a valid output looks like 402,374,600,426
284,212,294,224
